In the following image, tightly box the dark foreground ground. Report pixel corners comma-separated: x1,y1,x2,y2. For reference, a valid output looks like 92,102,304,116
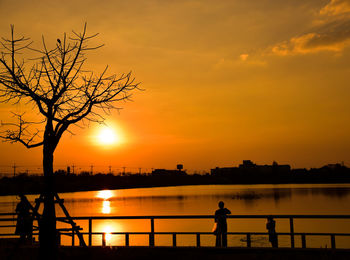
1,245,350,260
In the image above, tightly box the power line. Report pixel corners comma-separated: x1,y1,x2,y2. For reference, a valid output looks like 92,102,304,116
0,163,176,176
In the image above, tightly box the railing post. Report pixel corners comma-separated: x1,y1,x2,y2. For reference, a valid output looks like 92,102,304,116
88,218,92,246
196,233,200,247
72,230,75,246
246,233,251,248
289,218,295,248
172,233,177,247
331,235,336,249
57,233,61,246
301,234,306,249
149,217,155,247
102,233,106,247
125,233,129,247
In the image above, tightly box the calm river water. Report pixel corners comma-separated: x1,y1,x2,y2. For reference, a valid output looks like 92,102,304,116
1,184,350,248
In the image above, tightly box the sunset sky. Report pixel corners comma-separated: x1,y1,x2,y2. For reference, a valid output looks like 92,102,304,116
0,0,350,174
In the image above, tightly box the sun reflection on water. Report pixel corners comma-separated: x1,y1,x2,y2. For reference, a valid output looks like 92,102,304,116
96,190,114,200
96,190,114,215
103,225,112,242
102,200,111,214
94,221,124,246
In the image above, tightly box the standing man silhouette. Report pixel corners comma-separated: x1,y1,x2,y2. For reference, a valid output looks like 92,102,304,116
215,201,231,247
266,216,278,248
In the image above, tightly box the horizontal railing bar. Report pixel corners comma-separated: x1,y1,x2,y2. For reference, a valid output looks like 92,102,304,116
0,213,16,216
2,231,350,237
0,218,17,221
0,234,22,237
56,231,350,237
52,214,350,221
2,214,350,221
293,233,350,236
2,214,350,246
1,231,349,236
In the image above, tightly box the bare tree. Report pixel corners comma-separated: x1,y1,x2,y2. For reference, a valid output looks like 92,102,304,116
0,24,139,256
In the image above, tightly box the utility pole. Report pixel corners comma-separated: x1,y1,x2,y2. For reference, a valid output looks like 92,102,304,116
109,165,112,174
90,165,94,175
122,166,126,175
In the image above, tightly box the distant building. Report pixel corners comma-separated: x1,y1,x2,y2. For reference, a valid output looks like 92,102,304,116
211,160,291,176
152,164,187,176
239,160,256,169
177,164,183,171
325,163,343,170
210,166,240,176
320,163,348,173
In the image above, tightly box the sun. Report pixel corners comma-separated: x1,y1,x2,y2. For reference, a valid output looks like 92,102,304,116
97,127,119,145
92,122,125,147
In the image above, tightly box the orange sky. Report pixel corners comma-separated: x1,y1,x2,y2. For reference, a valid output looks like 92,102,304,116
0,0,350,174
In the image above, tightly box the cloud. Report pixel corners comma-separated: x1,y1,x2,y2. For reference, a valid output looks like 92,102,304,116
271,0,350,55
320,0,350,16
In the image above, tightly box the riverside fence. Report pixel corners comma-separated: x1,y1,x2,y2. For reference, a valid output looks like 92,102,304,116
1,214,350,249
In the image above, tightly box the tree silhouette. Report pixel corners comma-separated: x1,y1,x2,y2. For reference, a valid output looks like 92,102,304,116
0,24,139,256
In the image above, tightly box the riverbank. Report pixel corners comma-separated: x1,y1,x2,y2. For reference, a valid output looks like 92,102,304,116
1,172,350,196
1,245,350,260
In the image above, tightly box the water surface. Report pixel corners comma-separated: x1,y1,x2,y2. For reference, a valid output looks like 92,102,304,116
1,184,350,247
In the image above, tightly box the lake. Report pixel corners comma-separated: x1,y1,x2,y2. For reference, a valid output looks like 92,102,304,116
1,184,350,248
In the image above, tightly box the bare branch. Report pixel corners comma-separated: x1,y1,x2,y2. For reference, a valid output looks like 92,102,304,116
0,23,140,153
0,113,44,148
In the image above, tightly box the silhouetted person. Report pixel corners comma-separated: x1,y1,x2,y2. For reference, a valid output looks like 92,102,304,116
214,201,231,247
266,216,278,248
15,194,33,243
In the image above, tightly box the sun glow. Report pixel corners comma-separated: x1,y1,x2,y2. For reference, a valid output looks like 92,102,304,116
97,127,119,145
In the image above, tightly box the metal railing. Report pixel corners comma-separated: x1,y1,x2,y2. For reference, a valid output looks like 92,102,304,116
1,214,350,249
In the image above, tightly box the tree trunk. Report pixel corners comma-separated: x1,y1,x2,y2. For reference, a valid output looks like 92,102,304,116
39,142,58,259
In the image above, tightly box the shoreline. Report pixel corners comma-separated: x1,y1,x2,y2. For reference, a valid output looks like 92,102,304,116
1,174,350,197
2,163,350,196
